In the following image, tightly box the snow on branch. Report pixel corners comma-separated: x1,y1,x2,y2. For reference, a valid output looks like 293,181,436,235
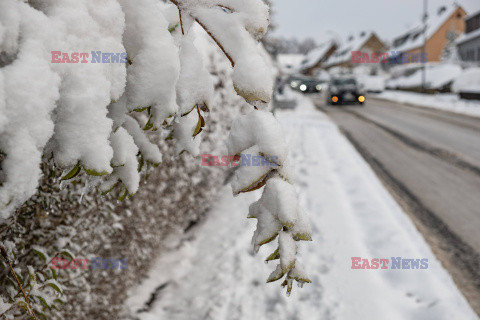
227,112,312,294
0,0,310,305
170,0,273,103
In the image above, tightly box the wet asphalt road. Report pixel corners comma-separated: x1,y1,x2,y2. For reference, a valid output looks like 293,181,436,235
315,96,480,314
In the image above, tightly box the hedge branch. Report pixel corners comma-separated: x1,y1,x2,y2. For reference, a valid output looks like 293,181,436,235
1,246,38,320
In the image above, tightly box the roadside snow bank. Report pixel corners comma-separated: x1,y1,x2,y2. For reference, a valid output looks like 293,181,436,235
386,64,462,90
375,90,480,118
453,68,480,94
126,95,477,320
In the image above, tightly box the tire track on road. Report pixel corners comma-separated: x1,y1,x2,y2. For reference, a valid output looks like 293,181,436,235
318,104,480,315
345,108,480,178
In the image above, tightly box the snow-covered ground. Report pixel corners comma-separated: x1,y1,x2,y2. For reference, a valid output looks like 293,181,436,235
374,90,480,118
126,95,478,320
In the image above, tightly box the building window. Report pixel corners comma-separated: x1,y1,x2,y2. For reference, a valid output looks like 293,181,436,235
466,15,480,33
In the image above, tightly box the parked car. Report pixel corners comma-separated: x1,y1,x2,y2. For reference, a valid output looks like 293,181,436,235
287,75,324,94
327,76,366,105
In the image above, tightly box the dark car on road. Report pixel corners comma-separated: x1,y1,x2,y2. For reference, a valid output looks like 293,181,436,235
287,75,324,94
327,77,365,105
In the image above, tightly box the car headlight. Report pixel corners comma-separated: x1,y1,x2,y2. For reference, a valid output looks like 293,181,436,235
315,84,322,91
299,84,307,91
290,81,299,88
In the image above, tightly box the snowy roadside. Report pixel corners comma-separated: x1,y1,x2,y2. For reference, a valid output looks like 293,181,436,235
125,94,478,320
374,90,480,118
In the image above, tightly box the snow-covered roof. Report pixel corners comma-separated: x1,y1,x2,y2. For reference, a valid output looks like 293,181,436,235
299,41,336,70
323,32,374,67
392,4,462,52
456,27,480,45
276,54,304,73
465,8,480,20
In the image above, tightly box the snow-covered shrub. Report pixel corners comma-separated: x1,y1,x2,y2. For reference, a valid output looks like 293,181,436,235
0,0,312,317
452,67,480,94
0,162,100,319
0,39,246,319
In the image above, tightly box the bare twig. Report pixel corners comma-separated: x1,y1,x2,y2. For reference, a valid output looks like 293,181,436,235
217,5,234,12
178,8,185,35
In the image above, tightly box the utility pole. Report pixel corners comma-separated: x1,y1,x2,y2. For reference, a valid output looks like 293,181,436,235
421,0,428,93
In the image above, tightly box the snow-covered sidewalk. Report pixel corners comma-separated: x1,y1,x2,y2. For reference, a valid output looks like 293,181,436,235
126,95,478,320
374,90,480,118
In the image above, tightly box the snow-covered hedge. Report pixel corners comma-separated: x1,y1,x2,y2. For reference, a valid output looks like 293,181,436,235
0,0,312,318
452,67,480,94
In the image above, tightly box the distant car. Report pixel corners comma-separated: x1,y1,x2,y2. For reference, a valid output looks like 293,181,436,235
327,77,366,105
287,75,324,94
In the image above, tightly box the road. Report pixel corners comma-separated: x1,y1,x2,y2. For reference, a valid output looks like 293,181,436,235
317,97,480,314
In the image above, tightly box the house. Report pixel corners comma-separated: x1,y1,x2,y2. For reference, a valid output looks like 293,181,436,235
390,4,467,63
457,9,480,63
322,31,387,71
299,41,338,75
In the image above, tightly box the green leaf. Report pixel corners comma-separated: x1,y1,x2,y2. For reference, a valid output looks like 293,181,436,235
132,106,148,112
149,160,161,168
257,232,278,247
45,280,63,294
168,23,179,33
265,248,280,262
35,295,50,309
28,268,37,283
294,232,312,241
101,181,118,196
137,155,144,172
193,109,205,137
266,264,284,283
117,186,128,201
143,116,154,131
181,105,196,117
165,131,174,141
50,267,58,280
61,163,81,180
16,300,28,311
60,250,75,260
83,166,109,176
32,248,48,263
14,271,23,286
